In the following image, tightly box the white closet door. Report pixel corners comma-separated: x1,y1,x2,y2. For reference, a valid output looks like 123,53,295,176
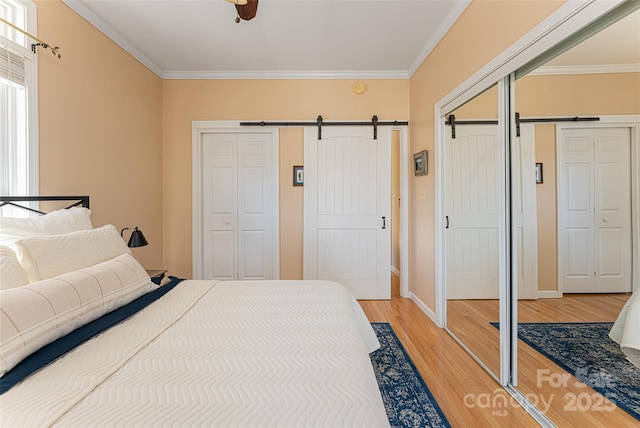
203,133,237,280
237,133,275,280
304,126,391,300
594,128,631,292
202,132,274,280
559,127,631,293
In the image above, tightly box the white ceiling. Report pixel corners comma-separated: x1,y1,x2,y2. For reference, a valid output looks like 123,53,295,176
62,0,639,80
63,0,470,79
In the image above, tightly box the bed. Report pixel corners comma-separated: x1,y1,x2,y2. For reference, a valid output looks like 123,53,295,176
0,196,389,427
610,289,640,369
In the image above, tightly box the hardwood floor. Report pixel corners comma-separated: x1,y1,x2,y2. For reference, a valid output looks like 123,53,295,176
360,275,538,427
360,276,636,427
448,299,501,376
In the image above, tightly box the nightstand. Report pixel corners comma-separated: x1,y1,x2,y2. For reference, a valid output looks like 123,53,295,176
146,269,167,282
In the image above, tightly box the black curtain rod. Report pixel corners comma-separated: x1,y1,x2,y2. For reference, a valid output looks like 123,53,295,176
240,115,408,140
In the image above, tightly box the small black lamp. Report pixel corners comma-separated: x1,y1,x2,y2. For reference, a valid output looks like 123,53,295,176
120,227,149,248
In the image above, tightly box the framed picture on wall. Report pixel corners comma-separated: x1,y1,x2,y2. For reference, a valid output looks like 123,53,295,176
413,150,428,176
293,166,304,186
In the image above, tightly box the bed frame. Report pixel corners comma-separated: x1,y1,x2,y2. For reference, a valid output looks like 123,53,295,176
0,196,90,215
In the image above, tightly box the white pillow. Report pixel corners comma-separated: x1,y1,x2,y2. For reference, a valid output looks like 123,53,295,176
0,207,93,246
14,224,130,283
0,246,30,289
0,252,157,377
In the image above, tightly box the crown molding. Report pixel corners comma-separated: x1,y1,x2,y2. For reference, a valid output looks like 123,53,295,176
530,63,640,75
407,0,471,77
62,0,164,77
161,70,410,80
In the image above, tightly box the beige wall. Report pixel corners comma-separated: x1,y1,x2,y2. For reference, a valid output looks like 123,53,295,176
279,128,304,279
517,73,640,116
163,79,409,277
37,1,163,269
517,72,640,291
408,0,565,309
534,124,558,291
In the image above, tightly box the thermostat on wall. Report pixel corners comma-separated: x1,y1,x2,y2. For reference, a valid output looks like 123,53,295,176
353,82,366,95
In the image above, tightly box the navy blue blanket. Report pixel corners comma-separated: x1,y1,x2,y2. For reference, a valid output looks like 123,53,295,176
0,276,184,394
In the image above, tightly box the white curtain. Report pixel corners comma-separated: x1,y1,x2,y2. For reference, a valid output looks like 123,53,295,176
0,45,31,217
0,45,28,197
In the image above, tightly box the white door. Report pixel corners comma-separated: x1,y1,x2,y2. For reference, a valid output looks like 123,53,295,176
304,126,391,300
445,124,538,300
202,132,275,280
559,127,631,293
445,125,501,299
512,124,539,300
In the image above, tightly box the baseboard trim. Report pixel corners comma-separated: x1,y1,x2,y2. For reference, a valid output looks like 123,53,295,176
537,290,562,299
409,292,439,326
391,266,400,277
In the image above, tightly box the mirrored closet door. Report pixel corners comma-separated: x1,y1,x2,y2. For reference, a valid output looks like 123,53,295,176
444,83,504,380
509,4,639,425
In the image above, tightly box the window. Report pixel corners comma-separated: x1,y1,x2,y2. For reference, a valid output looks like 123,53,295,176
0,0,37,202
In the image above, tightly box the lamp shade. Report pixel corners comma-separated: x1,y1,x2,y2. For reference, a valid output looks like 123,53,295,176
120,227,149,248
127,227,148,248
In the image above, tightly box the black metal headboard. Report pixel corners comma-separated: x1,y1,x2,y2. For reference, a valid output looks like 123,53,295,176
0,196,90,215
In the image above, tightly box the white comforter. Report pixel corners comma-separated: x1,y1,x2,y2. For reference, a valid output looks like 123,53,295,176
0,280,389,427
610,290,640,368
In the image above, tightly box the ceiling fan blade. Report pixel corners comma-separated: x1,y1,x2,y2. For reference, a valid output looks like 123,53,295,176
236,0,258,21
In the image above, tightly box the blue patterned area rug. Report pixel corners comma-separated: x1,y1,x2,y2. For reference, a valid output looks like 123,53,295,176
515,322,640,421
370,323,450,428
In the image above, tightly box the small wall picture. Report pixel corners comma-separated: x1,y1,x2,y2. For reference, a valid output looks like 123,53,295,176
413,150,428,176
536,162,543,184
293,165,304,186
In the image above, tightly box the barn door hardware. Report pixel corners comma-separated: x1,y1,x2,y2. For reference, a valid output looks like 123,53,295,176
445,114,599,140
448,115,456,139
317,115,323,140
240,116,408,141
372,115,378,140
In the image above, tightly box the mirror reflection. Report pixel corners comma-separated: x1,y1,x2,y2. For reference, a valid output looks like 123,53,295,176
445,83,501,378
512,9,639,424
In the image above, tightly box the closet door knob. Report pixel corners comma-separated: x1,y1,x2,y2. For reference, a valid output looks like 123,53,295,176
602,218,608,222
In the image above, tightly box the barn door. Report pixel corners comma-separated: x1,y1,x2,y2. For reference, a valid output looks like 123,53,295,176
304,126,391,299
445,125,501,299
